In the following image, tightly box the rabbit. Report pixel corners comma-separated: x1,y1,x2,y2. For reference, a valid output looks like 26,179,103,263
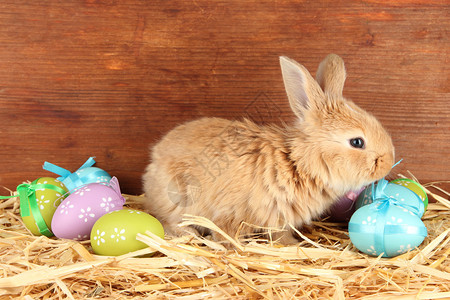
142,54,395,244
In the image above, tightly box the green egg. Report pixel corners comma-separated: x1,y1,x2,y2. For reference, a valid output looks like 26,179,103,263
391,178,428,211
90,209,164,256
21,177,69,236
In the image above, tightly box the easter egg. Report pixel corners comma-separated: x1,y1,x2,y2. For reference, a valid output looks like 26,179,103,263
391,178,428,211
20,177,69,237
355,181,425,217
326,188,364,222
62,167,111,192
349,202,427,257
355,185,374,209
90,209,164,256
51,177,125,240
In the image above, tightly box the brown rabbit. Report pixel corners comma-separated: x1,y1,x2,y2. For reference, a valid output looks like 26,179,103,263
143,54,395,244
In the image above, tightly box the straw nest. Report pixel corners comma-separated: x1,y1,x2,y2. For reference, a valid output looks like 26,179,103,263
0,177,449,299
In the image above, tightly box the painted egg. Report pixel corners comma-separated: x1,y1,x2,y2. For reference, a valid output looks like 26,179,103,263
62,167,111,192
349,202,427,257
326,188,364,222
355,181,425,217
51,177,125,240
355,185,374,209
20,177,69,236
43,157,112,192
90,209,164,256
391,178,428,211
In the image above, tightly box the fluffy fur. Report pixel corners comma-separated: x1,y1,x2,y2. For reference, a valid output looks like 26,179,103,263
143,54,395,243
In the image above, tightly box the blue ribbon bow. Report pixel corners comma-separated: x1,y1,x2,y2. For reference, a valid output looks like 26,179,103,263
42,157,111,191
371,178,424,217
43,157,96,182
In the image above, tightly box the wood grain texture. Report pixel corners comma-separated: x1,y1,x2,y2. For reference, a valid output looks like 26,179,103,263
0,0,448,195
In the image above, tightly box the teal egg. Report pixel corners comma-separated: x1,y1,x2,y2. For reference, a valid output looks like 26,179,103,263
355,185,374,210
355,182,424,218
349,202,427,258
391,178,428,211
64,167,111,192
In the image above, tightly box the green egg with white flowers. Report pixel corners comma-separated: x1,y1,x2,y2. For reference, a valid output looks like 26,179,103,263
20,177,69,236
90,209,164,256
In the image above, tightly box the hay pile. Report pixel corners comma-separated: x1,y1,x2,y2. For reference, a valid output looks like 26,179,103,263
0,179,449,299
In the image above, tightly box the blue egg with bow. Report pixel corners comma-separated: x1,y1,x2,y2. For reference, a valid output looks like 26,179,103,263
43,157,112,192
355,179,425,218
349,201,427,257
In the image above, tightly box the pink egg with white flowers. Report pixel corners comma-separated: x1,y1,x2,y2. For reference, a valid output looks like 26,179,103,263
51,177,125,240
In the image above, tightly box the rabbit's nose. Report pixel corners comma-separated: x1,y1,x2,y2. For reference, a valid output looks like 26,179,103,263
371,152,394,180
377,153,392,166
381,152,395,170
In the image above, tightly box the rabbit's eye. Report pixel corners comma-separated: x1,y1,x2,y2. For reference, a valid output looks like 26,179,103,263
350,138,365,149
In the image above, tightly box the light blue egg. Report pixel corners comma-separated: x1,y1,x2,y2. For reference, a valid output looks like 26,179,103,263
355,182,424,218
349,202,427,258
63,167,112,192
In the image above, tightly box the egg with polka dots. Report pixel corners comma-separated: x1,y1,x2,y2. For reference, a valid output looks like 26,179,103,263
51,177,125,240
355,181,425,218
348,201,427,257
21,177,69,236
90,209,164,256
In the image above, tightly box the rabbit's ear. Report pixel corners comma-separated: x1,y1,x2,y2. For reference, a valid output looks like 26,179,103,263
280,56,324,120
316,54,346,96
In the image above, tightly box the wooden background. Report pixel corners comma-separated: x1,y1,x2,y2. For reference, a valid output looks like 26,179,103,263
0,0,448,196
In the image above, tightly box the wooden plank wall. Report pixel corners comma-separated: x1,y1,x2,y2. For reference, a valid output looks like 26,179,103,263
0,1,448,196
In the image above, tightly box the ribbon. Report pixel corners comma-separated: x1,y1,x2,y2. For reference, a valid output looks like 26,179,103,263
17,182,68,237
107,176,122,195
349,223,427,236
43,157,96,182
